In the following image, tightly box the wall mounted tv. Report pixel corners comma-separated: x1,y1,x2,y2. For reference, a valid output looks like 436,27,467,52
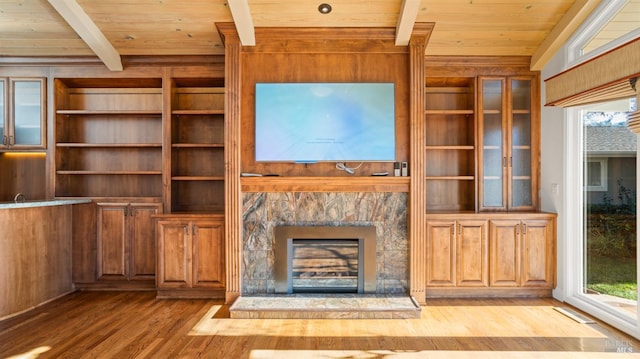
255,82,396,162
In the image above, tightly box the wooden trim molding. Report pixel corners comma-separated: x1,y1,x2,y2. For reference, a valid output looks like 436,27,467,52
409,23,434,305
217,23,243,305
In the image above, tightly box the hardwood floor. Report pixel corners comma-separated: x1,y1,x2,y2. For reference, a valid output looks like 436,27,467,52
1,291,639,358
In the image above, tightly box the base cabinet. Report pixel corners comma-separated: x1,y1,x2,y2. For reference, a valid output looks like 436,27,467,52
426,220,488,287
156,215,225,298
97,202,161,282
426,212,556,297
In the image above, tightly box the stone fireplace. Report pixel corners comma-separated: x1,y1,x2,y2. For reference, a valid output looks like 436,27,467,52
242,192,408,294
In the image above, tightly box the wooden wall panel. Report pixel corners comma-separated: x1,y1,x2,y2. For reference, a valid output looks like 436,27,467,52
0,153,46,202
238,33,410,177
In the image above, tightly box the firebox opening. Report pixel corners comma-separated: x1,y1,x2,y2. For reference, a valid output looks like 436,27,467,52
274,226,377,294
292,238,362,293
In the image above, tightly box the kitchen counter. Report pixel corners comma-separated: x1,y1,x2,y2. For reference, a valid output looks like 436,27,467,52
0,199,91,209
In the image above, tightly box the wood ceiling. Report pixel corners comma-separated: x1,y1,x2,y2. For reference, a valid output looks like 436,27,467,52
0,0,604,71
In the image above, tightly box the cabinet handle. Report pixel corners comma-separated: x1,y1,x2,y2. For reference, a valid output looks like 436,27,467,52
503,157,507,167
509,156,513,167
8,136,14,146
192,224,196,236
2,136,6,145
523,223,527,236
184,225,189,236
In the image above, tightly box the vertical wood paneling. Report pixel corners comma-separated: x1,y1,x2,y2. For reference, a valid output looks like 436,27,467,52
218,23,243,304
408,23,433,305
0,205,73,319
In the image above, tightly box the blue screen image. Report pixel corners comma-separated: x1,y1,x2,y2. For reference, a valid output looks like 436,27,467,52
255,83,395,162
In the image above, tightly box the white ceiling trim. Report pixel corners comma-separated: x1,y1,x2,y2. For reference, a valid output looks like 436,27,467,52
47,0,123,71
395,0,421,46
227,0,256,46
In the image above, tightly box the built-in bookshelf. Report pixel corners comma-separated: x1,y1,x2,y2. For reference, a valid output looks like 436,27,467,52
54,78,163,198
167,78,225,213
424,77,477,212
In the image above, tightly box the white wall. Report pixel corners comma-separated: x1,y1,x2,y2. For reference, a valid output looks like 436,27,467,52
540,48,568,301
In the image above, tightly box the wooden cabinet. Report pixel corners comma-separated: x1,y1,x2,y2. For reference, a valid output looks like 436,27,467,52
97,201,162,281
166,78,225,213
424,77,476,212
156,215,225,298
426,219,488,287
53,78,163,198
478,76,539,211
0,78,46,151
489,218,555,288
426,213,555,297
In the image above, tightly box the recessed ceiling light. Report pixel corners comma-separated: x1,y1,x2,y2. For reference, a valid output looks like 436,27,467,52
318,3,332,14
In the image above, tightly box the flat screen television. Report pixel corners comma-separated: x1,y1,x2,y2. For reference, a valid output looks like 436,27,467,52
255,82,395,162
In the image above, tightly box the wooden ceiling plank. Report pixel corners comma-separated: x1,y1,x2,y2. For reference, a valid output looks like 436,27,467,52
530,0,600,71
227,0,255,46
47,0,123,71
396,0,421,46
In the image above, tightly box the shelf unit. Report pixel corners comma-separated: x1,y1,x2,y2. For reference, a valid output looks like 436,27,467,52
167,78,225,213
53,78,163,198
424,77,476,212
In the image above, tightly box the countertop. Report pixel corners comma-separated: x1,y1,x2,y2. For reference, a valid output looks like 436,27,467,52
0,199,92,209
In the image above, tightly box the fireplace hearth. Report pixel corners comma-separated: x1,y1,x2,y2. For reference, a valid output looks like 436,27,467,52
274,226,377,294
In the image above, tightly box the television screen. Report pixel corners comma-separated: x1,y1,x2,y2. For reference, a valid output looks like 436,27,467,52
255,82,395,162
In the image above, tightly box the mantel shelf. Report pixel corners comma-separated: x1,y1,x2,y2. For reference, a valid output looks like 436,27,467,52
241,176,410,193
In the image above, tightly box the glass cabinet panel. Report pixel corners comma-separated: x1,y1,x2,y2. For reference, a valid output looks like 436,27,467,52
12,80,43,146
510,79,532,208
481,79,505,208
0,80,5,145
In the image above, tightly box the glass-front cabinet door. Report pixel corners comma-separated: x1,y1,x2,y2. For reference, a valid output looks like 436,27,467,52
509,78,535,210
479,78,507,210
0,78,45,150
478,76,537,211
0,80,5,146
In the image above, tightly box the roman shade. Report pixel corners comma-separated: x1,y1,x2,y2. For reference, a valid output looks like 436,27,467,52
545,38,639,132
544,38,639,108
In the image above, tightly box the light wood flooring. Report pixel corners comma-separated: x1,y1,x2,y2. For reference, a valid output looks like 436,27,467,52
1,291,639,358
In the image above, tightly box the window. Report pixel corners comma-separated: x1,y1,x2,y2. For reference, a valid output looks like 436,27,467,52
586,158,607,191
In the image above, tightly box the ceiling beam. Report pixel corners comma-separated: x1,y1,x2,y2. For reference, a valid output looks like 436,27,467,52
47,0,122,71
227,0,255,46
530,0,600,71
395,0,422,46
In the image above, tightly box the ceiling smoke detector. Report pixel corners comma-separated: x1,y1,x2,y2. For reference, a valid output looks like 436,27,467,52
318,3,332,14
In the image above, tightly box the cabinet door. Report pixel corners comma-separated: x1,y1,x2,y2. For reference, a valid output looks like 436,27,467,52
157,220,190,288
489,220,521,286
457,220,488,287
508,78,537,211
426,220,456,286
129,203,162,280
11,79,45,149
192,220,225,288
97,203,128,280
478,77,507,211
521,219,555,287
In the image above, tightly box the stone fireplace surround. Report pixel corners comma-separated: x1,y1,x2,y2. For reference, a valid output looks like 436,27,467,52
242,192,408,295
